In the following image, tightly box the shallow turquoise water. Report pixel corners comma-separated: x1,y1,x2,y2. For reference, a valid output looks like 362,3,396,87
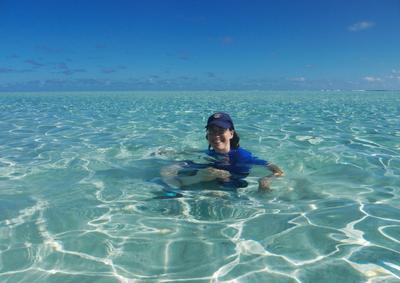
0,91,399,282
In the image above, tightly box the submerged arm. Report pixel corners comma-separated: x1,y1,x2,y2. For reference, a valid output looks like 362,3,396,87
258,163,284,191
161,164,230,188
179,167,230,186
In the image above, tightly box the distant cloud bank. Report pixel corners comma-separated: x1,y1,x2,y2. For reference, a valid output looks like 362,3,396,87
289,77,306,82
0,67,15,73
25,59,45,67
348,21,375,32
363,76,382,82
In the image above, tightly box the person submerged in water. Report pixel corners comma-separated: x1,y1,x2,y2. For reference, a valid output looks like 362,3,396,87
161,112,284,192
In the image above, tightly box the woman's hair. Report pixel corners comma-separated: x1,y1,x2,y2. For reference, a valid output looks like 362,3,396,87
206,129,240,150
231,131,240,149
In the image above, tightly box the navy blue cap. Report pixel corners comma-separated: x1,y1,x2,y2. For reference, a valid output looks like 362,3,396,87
206,112,235,129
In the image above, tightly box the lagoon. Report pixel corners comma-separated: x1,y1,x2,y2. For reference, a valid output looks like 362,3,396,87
0,91,399,282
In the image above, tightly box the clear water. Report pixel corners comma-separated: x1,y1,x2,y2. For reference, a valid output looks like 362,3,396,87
0,91,399,282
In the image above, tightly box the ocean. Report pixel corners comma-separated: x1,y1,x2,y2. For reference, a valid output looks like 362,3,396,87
0,91,399,282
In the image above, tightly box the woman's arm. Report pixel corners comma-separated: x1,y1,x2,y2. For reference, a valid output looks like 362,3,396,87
161,164,230,188
258,163,284,191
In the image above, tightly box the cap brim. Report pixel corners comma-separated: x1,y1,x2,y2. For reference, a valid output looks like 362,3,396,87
206,120,231,129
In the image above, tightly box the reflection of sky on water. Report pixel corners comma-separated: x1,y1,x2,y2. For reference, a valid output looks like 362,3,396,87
0,91,399,282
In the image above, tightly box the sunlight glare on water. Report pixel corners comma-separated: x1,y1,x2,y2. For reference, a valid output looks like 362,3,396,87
0,91,399,282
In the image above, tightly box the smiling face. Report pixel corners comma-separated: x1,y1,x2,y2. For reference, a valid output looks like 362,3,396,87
207,125,234,153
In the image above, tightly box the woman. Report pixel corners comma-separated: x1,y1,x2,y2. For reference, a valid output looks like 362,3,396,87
161,112,284,192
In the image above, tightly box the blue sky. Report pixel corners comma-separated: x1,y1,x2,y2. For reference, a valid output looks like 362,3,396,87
1,0,400,91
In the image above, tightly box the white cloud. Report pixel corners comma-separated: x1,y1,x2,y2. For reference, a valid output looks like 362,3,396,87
363,76,382,82
348,21,375,32
290,77,306,82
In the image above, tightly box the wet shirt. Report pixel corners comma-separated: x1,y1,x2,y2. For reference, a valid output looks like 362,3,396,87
207,147,268,185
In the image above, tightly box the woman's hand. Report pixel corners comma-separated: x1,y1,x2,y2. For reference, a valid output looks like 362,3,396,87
267,164,284,177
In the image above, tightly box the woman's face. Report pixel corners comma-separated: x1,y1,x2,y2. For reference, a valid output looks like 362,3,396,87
207,125,234,153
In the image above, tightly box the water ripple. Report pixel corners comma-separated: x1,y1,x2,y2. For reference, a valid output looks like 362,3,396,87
1,91,399,282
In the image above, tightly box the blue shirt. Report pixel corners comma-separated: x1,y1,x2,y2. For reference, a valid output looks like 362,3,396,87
176,147,268,189
207,147,269,177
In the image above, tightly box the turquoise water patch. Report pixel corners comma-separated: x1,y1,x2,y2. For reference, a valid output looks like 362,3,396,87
0,91,399,282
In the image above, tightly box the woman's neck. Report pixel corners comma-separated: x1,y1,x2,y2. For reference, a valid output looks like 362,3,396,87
212,145,231,154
